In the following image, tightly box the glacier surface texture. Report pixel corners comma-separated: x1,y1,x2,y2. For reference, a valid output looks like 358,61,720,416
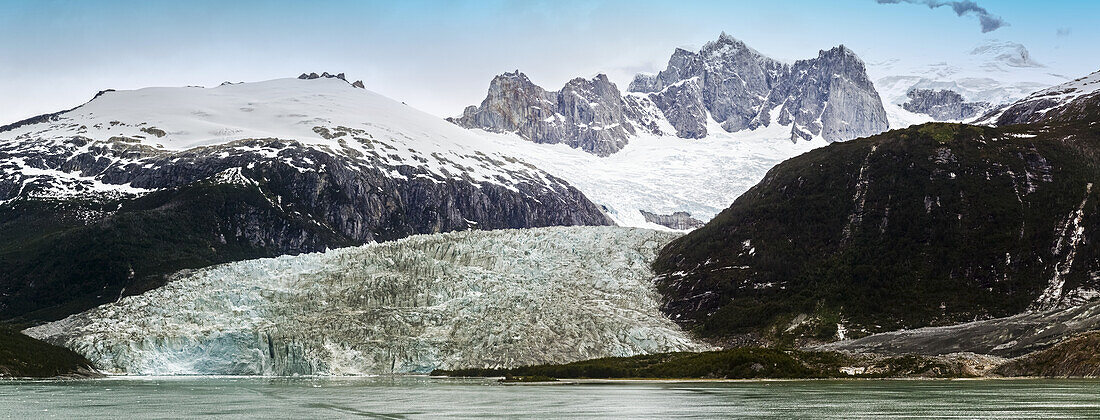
26,226,707,375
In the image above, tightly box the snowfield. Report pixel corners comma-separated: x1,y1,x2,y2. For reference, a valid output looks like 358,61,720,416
26,226,710,375
477,107,826,227
866,40,1069,127
1,75,831,229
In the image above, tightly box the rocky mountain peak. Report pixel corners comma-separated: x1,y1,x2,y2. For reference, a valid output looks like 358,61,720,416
449,70,648,156
486,70,544,96
454,34,890,155
297,72,364,89
751,43,888,142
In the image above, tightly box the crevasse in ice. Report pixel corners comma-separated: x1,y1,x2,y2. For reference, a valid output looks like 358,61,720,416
26,226,709,375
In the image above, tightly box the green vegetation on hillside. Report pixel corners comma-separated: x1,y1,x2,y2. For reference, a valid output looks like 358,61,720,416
996,331,1100,377
432,348,977,380
654,120,1100,343
0,181,352,322
0,323,97,378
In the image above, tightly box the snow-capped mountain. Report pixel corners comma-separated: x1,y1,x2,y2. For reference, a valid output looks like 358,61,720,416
0,74,609,322
0,74,601,209
978,69,1100,126
441,34,892,229
454,33,889,151
26,227,708,375
868,40,1070,127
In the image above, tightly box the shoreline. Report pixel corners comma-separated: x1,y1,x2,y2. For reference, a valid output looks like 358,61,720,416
5,374,1099,383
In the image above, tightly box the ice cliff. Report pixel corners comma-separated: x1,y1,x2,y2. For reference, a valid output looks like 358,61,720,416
26,226,708,375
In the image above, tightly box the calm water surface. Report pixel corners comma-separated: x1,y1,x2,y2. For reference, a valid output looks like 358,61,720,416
2,377,1099,419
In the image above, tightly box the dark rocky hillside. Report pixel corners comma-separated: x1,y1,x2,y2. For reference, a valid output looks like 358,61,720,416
0,323,98,378
653,117,1100,344
0,140,610,322
995,331,1100,377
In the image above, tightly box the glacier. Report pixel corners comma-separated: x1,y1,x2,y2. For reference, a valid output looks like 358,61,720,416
25,226,709,375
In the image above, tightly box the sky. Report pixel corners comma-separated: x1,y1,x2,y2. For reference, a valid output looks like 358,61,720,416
1,0,1098,124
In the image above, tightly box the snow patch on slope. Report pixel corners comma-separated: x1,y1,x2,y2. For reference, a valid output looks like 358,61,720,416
0,78,571,200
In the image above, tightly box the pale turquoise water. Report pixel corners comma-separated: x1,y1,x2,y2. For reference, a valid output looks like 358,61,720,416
2,377,1100,419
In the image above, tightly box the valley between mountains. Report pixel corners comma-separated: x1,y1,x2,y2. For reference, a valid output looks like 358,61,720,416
3,34,1100,380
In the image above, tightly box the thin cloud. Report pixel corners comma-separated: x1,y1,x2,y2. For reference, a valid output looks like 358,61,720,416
875,0,1008,33
1057,27,1072,37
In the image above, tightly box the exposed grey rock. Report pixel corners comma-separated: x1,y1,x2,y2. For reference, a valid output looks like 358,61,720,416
645,78,708,138
631,33,788,134
448,71,653,156
620,94,666,136
752,45,889,142
901,89,990,121
453,34,890,154
639,210,704,230
0,133,612,242
351,80,365,89
818,298,1100,358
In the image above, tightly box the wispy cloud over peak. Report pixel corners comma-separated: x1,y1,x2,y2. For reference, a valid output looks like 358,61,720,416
875,0,1008,33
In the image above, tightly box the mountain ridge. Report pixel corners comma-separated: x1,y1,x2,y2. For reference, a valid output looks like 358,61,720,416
452,34,889,154
0,75,611,323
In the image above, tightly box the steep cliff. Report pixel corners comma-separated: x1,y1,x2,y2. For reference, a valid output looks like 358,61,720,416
453,34,890,155
447,72,652,156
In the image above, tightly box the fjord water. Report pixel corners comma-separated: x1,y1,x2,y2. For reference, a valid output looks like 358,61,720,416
3,378,1100,418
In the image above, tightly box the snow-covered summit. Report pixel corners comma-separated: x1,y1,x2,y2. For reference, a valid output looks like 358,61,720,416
867,40,1069,127
1024,69,1100,102
969,40,1044,69
0,75,611,240
4,76,475,151
0,75,600,197
977,69,1100,126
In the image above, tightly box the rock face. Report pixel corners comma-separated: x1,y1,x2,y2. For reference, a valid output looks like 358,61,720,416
25,227,707,375
447,72,651,156
297,72,364,89
995,331,1100,377
629,33,788,135
901,89,990,121
652,120,1100,343
453,34,890,155
819,299,1100,359
0,77,611,322
979,69,1100,126
640,210,704,230
643,78,708,138
749,46,889,142
635,36,888,143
